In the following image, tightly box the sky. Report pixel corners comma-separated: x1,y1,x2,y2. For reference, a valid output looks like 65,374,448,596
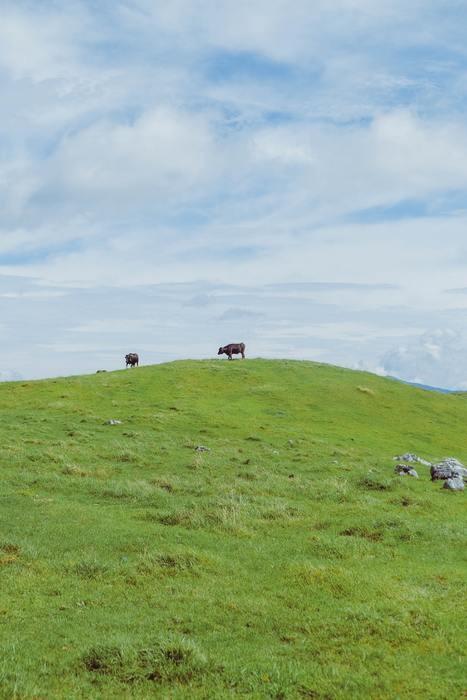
1,0,467,387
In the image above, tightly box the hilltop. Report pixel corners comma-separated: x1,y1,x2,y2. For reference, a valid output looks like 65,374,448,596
0,359,465,699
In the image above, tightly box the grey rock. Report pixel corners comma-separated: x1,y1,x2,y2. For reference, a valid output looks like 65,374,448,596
395,464,411,474
195,445,210,452
393,453,431,466
443,477,465,491
442,457,464,468
395,464,419,478
105,419,122,425
431,457,467,481
431,464,456,480
438,457,467,479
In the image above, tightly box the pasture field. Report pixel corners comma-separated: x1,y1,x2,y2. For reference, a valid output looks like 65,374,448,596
0,359,466,699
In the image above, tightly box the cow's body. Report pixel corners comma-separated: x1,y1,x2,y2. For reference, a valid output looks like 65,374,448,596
218,343,245,360
125,353,139,367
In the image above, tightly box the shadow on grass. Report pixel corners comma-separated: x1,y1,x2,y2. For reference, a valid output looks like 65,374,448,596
82,636,208,685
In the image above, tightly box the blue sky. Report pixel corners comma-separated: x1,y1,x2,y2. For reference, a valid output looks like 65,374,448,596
1,0,467,386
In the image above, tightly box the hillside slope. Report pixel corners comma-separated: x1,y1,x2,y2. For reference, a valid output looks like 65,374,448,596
0,359,465,699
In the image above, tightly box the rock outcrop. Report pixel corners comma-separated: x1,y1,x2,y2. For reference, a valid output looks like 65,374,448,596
391,452,465,493
393,453,431,466
431,458,467,481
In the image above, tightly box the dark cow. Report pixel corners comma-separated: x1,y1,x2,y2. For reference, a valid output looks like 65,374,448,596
217,343,245,360
125,353,139,367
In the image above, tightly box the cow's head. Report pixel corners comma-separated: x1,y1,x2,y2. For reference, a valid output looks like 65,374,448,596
217,346,224,355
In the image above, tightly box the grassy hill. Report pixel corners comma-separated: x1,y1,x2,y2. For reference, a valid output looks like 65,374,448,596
0,359,465,699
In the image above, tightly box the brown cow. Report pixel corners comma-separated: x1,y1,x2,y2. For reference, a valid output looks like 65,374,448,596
125,353,139,367
217,343,245,360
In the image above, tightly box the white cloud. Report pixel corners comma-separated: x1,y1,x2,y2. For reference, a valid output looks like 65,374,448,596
380,330,467,389
0,2,467,385
68,319,154,333
122,0,435,64
0,6,81,82
51,107,219,203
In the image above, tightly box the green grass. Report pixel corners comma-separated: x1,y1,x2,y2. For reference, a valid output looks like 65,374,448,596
0,359,465,698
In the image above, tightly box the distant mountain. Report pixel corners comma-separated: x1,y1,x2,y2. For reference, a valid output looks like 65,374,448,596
389,376,464,394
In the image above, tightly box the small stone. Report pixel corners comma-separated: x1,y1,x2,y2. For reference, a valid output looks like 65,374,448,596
443,477,464,491
105,419,122,425
195,445,210,452
394,464,418,477
395,464,410,474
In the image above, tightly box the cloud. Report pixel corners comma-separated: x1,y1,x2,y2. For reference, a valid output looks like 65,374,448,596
0,5,84,82
50,107,220,205
380,330,467,389
0,2,467,385
218,308,265,321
